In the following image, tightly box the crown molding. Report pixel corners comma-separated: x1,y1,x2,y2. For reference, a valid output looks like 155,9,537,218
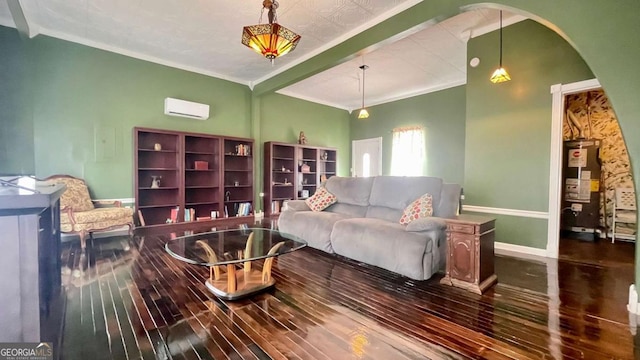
0,17,15,28
275,89,351,112
361,78,466,111
37,27,251,87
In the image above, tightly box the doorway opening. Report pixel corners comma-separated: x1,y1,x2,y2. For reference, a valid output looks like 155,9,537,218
549,80,636,266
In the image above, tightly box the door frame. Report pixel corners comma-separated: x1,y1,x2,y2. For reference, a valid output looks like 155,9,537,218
547,78,601,258
351,137,383,177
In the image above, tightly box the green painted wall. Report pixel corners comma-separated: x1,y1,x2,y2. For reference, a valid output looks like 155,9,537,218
27,33,252,199
0,27,34,174
0,27,352,202
465,20,593,248
350,86,466,184
260,92,350,177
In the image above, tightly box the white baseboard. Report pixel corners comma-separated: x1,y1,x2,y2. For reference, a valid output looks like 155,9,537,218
628,285,640,315
463,205,549,219
495,242,548,259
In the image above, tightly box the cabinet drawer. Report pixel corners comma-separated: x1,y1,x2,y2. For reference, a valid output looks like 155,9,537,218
448,223,476,234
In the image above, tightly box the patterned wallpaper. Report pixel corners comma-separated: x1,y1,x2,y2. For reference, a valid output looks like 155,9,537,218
563,90,636,234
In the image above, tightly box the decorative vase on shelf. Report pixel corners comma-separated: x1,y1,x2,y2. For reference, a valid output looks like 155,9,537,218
151,175,162,188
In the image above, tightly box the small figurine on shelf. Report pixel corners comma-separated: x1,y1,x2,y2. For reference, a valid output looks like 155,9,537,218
151,175,162,188
322,151,328,161
298,131,307,145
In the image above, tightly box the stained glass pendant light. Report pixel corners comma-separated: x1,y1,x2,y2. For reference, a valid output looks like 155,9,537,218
241,0,301,64
490,10,511,83
358,65,370,119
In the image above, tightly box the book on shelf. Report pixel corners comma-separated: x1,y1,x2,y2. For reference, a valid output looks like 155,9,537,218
232,202,252,217
271,200,281,214
170,207,179,223
184,208,196,222
234,144,251,156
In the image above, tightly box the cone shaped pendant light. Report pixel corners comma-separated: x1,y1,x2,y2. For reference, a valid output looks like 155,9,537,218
490,10,511,83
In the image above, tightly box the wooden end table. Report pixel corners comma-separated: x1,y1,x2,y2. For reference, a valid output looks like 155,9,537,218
440,214,497,294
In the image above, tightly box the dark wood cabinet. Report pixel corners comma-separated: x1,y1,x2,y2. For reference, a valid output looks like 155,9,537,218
264,142,337,216
135,127,254,227
440,214,497,294
0,181,66,358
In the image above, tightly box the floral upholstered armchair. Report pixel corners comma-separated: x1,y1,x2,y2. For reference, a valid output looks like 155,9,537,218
46,175,134,249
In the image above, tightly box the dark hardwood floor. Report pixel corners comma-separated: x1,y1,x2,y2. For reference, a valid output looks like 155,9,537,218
60,222,639,359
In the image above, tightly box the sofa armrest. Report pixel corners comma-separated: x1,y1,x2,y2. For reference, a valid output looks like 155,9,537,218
405,217,447,232
284,200,310,212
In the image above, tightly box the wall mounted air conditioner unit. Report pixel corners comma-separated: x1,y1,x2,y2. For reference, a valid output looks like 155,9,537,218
164,98,210,120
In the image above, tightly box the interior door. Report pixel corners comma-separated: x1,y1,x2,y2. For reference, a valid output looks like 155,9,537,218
352,137,382,177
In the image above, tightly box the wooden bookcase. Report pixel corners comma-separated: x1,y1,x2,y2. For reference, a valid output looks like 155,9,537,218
135,127,254,228
264,141,337,216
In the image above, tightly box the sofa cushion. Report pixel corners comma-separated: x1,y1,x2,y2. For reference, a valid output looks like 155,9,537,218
325,203,369,217
305,187,337,212
369,176,442,212
330,218,435,280
278,210,353,253
399,193,433,225
324,176,374,206
364,206,402,223
60,207,134,233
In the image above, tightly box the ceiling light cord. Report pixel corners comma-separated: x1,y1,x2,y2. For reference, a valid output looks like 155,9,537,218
361,66,366,109
499,10,503,68
489,10,511,83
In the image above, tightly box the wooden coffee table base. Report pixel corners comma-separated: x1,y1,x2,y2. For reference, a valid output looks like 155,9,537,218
205,268,276,300
197,234,284,301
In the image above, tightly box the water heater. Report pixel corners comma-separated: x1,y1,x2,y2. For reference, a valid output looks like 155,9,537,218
561,139,602,241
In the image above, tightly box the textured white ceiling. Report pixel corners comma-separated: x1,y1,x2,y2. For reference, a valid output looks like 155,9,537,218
0,0,523,111
279,9,524,111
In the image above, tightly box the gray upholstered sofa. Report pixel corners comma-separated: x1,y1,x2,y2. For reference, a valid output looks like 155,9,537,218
278,176,461,280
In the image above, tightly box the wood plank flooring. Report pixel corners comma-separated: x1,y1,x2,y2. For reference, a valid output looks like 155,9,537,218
60,222,639,359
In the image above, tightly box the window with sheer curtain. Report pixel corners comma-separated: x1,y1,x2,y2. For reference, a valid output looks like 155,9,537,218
391,126,425,176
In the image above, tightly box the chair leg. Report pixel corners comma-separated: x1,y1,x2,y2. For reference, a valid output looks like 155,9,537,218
123,222,134,251
79,231,87,249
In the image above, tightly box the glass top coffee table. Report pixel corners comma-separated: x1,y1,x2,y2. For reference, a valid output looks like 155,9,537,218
165,228,306,300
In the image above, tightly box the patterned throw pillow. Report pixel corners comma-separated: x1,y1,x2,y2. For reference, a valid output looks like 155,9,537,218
399,193,433,225
305,187,337,212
